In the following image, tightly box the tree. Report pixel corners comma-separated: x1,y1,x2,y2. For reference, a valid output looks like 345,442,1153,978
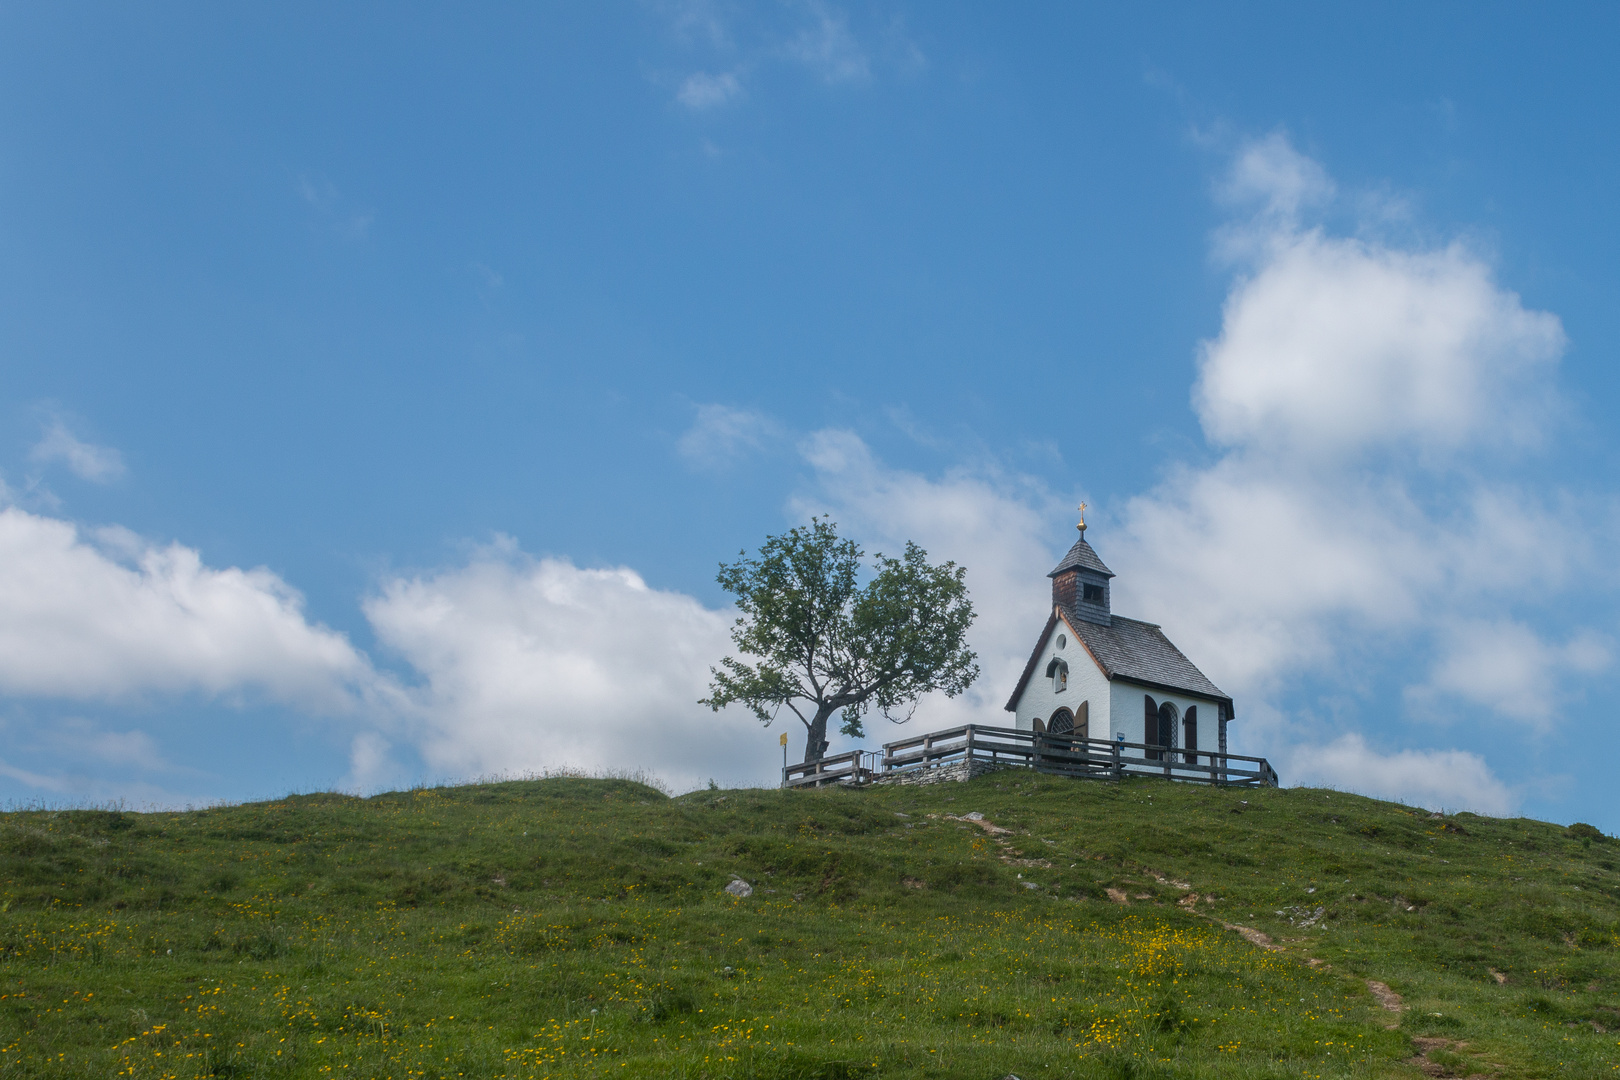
701,519,979,763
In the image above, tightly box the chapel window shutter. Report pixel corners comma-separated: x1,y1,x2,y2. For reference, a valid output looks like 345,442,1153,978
1077,700,1089,740
1144,695,1158,758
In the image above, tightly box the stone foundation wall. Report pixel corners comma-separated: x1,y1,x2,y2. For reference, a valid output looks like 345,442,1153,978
870,759,1016,786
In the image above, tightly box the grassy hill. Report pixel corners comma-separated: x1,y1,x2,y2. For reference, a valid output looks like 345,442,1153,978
1,771,1618,1079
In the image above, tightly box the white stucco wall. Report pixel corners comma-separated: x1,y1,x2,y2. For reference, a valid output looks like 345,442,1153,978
1107,680,1222,751
1011,614,1110,739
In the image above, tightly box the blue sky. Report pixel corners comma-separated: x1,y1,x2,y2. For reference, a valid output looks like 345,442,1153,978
2,3,1619,826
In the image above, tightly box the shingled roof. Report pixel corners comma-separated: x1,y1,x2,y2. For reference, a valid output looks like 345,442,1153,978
1004,604,1232,713
1048,536,1114,578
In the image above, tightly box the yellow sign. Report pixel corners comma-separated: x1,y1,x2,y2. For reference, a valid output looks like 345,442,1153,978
779,732,788,747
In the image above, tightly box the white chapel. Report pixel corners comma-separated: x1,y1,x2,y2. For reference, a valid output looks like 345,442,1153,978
1004,512,1234,760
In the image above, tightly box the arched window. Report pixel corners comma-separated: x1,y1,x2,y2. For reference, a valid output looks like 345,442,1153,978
1045,657,1069,692
1048,708,1074,735
1183,705,1198,764
1143,695,1158,758
1157,701,1178,753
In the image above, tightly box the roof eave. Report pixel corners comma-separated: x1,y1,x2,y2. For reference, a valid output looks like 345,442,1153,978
1105,673,1234,716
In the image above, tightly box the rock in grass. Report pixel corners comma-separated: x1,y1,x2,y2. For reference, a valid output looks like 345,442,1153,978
725,878,753,898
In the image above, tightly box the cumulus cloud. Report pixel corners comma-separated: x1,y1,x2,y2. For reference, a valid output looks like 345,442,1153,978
677,71,744,109
30,420,125,483
1123,137,1594,696
1194,231,1565,460
1108,134,1606,809
0,506,375,710
1285,734,1514,815
677,404,781,468
362,539,763,790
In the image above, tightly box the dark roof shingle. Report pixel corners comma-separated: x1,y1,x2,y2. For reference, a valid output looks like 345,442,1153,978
1003,606,1232,713
1049,537,1114,578
1067,609,1228,703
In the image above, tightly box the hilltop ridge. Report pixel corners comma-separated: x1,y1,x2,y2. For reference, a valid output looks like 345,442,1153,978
1,774,1617,1077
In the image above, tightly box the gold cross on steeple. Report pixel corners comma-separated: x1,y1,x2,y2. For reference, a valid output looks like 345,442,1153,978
1077,501,1088,535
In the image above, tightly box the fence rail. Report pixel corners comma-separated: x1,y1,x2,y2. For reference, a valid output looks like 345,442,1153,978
881,724,1277,787
780,724,1278,789
782,749,883,789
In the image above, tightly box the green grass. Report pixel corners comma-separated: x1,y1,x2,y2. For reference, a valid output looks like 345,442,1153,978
1,772,1618,1078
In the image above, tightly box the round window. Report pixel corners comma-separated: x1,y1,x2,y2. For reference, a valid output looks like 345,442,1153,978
1055,634,1066,650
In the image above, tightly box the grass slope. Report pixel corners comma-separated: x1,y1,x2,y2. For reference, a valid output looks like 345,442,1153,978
1,772,1618,1078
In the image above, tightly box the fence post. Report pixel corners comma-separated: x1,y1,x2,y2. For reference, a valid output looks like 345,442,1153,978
1111,737,1122,781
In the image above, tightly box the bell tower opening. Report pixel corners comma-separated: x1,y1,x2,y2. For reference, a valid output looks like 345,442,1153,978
1047,509,1115,626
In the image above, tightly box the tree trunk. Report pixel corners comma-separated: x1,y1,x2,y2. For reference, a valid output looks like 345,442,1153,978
803,702,837,763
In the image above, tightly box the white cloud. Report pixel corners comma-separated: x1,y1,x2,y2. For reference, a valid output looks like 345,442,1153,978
30,420,125,483
0,506,374,710
1121,136,1598,694
1415,619,1610,724
785,4,869,83
677,403,781,467
343,731,404,792
659,1,906,112
50,718,171,772
1217,131,1335,224
362,539,764,790
677,71,744,109
1194,231,1565,461
1285,734,1515,815
1109,134,1610,799
664,0,731,48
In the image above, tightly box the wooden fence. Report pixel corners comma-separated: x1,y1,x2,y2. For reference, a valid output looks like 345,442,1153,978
782,724,1277,788
781,749,883,789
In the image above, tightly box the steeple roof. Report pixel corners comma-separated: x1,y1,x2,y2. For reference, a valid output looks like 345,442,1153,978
1048,536,1114,579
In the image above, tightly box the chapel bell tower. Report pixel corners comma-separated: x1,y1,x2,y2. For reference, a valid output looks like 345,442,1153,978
1048,504,1113,626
